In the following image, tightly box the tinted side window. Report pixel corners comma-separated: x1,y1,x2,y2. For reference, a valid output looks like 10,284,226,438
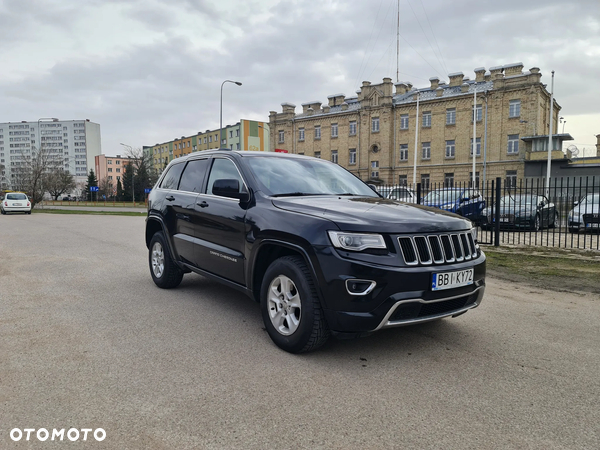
178,159,210,193
206,159,244,195
160,163,185,190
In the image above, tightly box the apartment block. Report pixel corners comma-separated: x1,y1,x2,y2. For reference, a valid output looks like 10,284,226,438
269,63,574,187
95,154,137,190
0,118,101,190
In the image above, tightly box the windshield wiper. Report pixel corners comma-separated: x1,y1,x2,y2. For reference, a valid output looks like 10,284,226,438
271,192,323,197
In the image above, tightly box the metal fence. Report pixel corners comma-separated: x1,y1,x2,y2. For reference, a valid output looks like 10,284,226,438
375,177,600,251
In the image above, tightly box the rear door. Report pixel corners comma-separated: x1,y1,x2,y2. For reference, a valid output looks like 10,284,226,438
193,157,248,285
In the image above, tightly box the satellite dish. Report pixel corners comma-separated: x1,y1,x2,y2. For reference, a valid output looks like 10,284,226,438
567,144,579,157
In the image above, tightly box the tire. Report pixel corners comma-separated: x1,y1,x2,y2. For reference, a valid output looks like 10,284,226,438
568,227,578,234
549,211,559,228
149,231,184,289
532,214,541,231
260,255,329,353
1,209,5,215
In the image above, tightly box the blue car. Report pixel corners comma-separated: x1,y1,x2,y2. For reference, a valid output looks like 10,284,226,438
422,188,486,223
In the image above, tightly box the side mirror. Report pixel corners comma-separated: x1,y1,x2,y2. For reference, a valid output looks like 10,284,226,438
367,183,378,193
212,179,249,201
573,200,579,207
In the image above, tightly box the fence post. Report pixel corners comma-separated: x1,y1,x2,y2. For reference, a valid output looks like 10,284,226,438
416,183,421,205
494,177,501,247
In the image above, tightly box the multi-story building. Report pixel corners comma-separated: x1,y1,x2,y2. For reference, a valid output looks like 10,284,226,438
145,119,270,174
0,118,101,190
269,63,574,188
94,154,138,193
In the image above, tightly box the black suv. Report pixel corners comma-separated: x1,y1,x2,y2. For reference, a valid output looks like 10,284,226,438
145,150,486,353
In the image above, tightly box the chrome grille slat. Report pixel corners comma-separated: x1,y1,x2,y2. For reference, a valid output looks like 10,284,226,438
398,231,478,266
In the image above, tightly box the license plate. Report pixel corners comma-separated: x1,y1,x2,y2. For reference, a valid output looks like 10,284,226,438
586,223,599,228
432,269,474,291
500,218,509,222
14,203,22,206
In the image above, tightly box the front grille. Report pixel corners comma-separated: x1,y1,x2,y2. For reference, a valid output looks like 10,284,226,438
398,231,478,266
389,295,476,322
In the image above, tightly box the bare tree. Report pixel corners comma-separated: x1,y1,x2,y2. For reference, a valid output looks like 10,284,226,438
11,144,64,208
121,147,159,200
45,170,76,200
98,176,114,200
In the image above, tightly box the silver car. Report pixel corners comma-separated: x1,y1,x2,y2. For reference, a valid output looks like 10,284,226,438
568,193,600,233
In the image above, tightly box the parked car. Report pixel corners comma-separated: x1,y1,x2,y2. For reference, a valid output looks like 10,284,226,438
422,188,486,223
145,150,486,353
481,194,558,230
1,193,31,215
62,195,76,201
568,193,600,233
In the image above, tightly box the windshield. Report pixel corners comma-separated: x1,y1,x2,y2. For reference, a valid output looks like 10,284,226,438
245,156,378,197
500,195,537,205
6,193,27,200
424,189,461,203
582,194,600,205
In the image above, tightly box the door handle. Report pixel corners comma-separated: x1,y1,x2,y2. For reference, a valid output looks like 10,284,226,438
166,195,175,201
197,201,209,208
176,213,190,221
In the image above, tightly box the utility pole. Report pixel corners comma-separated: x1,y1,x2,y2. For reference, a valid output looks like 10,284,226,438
546,71,555,197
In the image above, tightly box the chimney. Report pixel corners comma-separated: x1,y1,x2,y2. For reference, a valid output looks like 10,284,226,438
322,105,330,113
327,93,346,107
281,103,296,114
461,82,469,93
429,77,440,90
302,101,321,114
503,62,524,76
474,67,486,82
436,87,444,97
489,66,503,77
395,82,409,95
448,72,464,87
341,102,349,111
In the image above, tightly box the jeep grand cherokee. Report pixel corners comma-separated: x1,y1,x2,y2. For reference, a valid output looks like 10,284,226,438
145,150,486,353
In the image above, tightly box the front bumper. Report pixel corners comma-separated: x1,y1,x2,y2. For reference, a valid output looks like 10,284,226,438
315,246,486,334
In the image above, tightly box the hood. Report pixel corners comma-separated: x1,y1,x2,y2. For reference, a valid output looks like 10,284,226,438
271,196,471,233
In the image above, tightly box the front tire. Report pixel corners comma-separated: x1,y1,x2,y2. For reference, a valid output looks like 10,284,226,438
261,255,329,353
149,231,184,289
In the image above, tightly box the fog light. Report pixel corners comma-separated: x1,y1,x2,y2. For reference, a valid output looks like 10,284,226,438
345,279,376,296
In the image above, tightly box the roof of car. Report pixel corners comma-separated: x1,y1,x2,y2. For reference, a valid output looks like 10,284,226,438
174,149,319,163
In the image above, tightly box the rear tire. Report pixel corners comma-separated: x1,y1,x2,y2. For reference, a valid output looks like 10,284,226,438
261,255,329,353
549,211,559,228
149,231,184,289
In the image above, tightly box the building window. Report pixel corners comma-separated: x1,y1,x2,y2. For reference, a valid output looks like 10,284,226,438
314,151,321,159
116,160,120,164
371,161,379,178
349,148,356,165
209,136,212,143
445,140,455,158
421,174,430,192
331,150,338,164
331,123,338,138
398,175,407,186
469,172,480,188
508,134,519,154
229,130,233,138
422,111,432,128
509,99,521,118
444,173,454,188
298,128,305,141
108,168,112,172
399,144,408,161
236,129,239,137
278,130,285,143
470,137,481,156
116,168,121,173
315,126,321,140
474,104,482,122
422,142,431,160
236,143,240,150
371,117,379,132
506,170,517,189
400,114,409,130
446,108,456,125
108,160,112,164
349,121,357,136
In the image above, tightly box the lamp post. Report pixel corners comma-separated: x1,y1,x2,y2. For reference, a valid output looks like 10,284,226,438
120,143,134,204
220,80,242,148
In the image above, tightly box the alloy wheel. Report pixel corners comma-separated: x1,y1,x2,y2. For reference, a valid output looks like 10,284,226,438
151,241,165,278
267,275,302,336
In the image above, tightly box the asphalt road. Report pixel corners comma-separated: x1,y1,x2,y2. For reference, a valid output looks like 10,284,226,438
1,214,598,449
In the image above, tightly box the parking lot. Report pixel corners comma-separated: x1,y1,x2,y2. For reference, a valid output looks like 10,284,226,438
1,214,599,449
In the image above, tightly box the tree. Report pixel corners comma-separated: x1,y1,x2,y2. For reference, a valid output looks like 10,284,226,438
116,178,123,201
44,170,76,200
120,147,159,201
84,169,98,201
98,176,114,200
11,144,63,208
121,163,134,202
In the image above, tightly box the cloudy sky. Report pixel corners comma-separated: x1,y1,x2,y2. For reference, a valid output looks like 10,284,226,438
2,0,599,156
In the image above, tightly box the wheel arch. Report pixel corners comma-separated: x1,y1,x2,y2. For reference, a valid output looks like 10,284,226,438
250,240,323,304
145,215,179,265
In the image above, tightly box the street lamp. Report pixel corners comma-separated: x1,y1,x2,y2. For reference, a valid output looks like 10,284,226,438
120,143,134,204
220,80,242,148
559,117,566,134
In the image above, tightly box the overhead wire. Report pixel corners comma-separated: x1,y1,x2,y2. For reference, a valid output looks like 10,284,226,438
406,0,447,77
417,0,449,75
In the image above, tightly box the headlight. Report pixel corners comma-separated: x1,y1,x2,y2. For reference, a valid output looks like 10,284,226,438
327,231,386,251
